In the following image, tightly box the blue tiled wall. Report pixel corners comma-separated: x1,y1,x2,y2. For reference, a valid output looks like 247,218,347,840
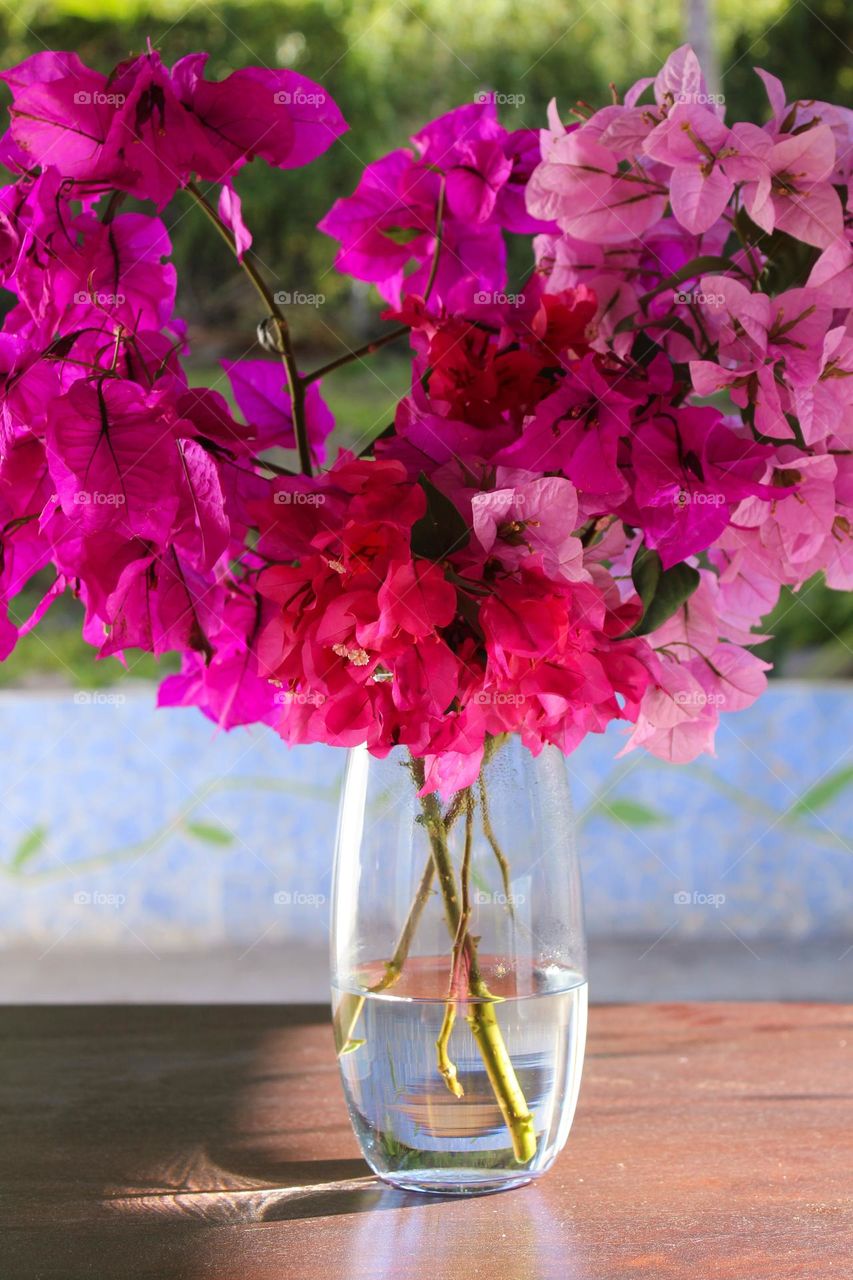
0,684,850,948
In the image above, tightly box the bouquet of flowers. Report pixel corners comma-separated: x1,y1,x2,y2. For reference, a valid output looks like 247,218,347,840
1,37,850,1170
1,44,849,798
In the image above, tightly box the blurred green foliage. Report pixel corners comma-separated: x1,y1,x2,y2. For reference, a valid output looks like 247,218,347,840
0,0,851,682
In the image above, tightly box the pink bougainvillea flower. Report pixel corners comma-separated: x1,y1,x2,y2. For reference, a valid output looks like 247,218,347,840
104,50,222,206
158,591,280,729
222,358,335,461
444,137,513,224
217,182,252,260
171,436,230,573
494,353,638,499
532,232,640,357
410,99,503,161
727,120,843,249
99,546,221,660
627,407,772,567
3,48,346,205
753,66,853,186
471,471,590,582
526,130,668,244
320,101,532,306
318,149,436,302
695,276,831,384
791,327,853,446
689,358,789,439
495,128,558,233
45,378,181,539
0,52,137,186
807,238,853,306
171,55,347,176
60,212,178,333
643,103,739,233
728,450,838,574
620,641,769,764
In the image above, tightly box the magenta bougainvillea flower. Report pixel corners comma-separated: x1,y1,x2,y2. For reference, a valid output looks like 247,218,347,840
0,42,850,794
318,99,552,306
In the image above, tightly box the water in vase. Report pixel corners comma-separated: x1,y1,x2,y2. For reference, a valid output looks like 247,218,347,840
333,957,587,1194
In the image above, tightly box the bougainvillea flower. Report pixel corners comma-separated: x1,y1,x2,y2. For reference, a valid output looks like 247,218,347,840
643,104,739,233
0,40,850,792
222,359,335,460
627,408,772,567
171,55,347,175
45,379,181,539
526,130,668,244
727,120,843,249
471,472,589,582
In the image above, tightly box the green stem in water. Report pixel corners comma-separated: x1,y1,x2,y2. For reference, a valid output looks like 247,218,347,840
412,756,537,1165
436,1001,463,1098
334,853,436,1056
437,788,475,1096
334,783,468,1055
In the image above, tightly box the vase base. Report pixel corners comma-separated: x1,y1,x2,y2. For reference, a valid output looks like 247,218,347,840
378,1170,534,1197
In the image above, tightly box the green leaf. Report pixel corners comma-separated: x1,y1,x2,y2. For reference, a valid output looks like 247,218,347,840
10,824,48,871
613,313,698,343
410,473,470,561
598,799,667,827
788,766,853,817
381,225,422,246
632,543,663,609
184,821,235,846
622,545,700,638
638,255,735,305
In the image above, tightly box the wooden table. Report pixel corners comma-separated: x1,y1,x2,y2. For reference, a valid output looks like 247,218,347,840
1,1003,850,1279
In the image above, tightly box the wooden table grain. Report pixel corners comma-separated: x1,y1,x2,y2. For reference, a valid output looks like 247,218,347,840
1,1003,850,1280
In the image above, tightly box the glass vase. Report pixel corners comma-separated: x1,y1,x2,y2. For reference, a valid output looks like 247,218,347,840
330,735,587,1195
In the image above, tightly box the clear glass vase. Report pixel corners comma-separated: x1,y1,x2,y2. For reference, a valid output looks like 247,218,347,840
331,735,587,1195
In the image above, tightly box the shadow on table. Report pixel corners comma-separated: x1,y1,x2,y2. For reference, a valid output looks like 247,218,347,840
0,1005,454,1280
